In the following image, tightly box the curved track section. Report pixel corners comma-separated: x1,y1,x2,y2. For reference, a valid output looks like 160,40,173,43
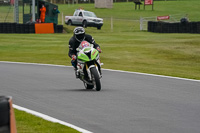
0,62,200,133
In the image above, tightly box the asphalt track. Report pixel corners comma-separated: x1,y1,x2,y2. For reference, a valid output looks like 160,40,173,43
0,62,200,133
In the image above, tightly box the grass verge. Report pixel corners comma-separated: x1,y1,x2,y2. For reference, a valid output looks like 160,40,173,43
15,109,80,133
0,32,199,79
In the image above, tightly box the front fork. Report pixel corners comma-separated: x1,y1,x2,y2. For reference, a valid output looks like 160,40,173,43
86,62,101,81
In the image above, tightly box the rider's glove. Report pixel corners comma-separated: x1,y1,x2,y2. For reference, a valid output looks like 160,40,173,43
71,55,76,61
96,47,102,53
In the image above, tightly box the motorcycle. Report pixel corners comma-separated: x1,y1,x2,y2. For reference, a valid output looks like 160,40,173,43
76,41,103,91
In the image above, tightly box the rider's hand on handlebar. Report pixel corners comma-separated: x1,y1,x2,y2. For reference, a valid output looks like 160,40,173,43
71,55,76,61
97,47,102,53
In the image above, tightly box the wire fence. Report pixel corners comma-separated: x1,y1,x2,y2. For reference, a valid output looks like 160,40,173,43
0,3,15,22
0,2,141,32
0,1,189,32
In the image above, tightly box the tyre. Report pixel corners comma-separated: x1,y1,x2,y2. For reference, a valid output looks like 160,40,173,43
20,24,25,33
90,67,101,91
84,82,94,90
67,20,72,25
83,20,87,28
0,96,9,126
16,24,21,33
24,24,29,33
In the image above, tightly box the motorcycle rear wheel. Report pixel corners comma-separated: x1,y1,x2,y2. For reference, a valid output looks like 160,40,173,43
90,67,101,91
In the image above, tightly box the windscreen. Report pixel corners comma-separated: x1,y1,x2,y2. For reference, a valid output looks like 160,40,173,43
83,11,97,18
79,41,91,50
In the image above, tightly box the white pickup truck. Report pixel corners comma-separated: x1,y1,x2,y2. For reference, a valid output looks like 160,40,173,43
65,9,103,30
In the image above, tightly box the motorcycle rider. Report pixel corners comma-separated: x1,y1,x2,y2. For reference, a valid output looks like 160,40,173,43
68,27,102,78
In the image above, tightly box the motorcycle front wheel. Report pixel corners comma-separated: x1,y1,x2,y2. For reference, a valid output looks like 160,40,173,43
90,67,101,91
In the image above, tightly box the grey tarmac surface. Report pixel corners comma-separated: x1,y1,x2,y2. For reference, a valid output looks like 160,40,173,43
0,62,200,133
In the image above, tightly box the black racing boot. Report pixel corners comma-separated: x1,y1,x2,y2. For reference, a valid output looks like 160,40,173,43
74,68,80,78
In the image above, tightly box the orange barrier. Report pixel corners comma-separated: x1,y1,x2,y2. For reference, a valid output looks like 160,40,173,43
35,23,54,34
9,98,17,133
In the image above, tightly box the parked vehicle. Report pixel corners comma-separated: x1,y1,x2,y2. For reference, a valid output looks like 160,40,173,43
65,9,103,30
0,0,10,4
76,41,103,91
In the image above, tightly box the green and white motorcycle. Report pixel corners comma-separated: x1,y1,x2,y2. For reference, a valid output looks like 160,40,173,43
76,41,103,91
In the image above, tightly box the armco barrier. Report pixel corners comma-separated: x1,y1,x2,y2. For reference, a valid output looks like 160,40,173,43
148,21,200,33
0,23,63,34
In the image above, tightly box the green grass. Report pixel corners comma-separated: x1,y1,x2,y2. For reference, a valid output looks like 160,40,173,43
15,109,80,133
1,1,200,133
58,1,200,20
1,32,200,79
57,0,200,32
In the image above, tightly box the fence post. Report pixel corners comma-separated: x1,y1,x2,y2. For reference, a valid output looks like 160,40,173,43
14,0,19,23
32,0,35,22
140,17,143,31
111,16,113,32
62,12,63,25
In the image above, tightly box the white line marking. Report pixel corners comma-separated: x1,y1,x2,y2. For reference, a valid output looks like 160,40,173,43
102,68,200,82
0,61,199,82
13,104,93,133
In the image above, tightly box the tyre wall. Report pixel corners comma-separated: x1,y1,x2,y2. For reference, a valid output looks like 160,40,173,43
0,96,10,133
0,96,17,133
0,23,63,33
148,21,200,33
